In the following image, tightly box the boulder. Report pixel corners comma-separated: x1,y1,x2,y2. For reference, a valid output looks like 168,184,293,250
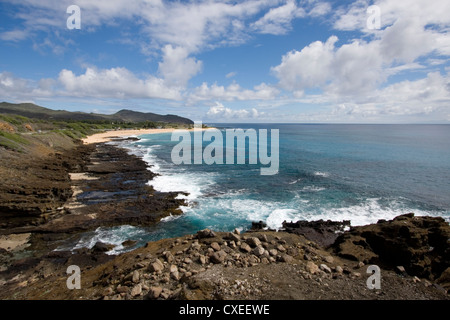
146,286,162,299
122,240,137,247
210,242,221,251
253,246,265,257
335,266,344,274
116,285,129,294
226,232,241,242
131,284,142,297
148,259,164,273
258,234,268,243
198,255,207,265
240,243,252,253
279,254,294,263
306,261,319,274
92,241,115,253
251,221,267,230
246,237,262,248
132,270,140,283
211,250,227,264
196,229,216,239
320,264,332,273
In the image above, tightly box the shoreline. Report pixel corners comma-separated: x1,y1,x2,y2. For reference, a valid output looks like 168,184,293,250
0,133,449,300
82,127,215,144
82,128,176,144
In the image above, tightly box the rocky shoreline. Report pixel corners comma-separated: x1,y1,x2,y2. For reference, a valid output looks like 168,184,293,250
0,140,449,300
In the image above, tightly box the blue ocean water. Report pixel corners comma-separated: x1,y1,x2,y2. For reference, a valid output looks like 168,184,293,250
70,124,450,254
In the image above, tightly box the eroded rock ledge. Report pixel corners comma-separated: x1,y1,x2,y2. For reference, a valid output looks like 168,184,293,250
331,213,450,286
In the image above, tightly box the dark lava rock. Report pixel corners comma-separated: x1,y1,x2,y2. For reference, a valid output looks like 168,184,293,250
92,241,115,253
251,221,268,230
332,213,450,286
196,229,216,239
282,219,350,247
122,240,138,247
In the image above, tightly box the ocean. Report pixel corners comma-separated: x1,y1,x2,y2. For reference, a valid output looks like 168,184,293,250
71,124,450,254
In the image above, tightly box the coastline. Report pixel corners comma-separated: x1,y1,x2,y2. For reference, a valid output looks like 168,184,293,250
82,127,215,144
0,132,449,300
82,128,177,144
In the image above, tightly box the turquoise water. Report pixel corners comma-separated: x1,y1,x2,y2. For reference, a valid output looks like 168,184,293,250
68,124,450,254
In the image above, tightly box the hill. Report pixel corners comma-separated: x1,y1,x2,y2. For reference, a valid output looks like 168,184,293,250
0,102,193,125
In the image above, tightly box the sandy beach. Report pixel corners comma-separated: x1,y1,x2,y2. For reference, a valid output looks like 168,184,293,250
82,127,216,144
82,128,177,144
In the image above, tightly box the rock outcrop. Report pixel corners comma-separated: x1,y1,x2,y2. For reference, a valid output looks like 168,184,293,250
332,213,450,291
282,219,351,247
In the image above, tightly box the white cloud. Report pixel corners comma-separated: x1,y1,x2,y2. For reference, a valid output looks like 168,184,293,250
251,0,305,35
0,29,29,42
271,36,338,91
0,72,54,100
190,82,279,103
379,18,437,64
158,45,202,87
297,71,450,123
58,67,182,100
206,101,263,119
307,1,332,17
332,0,371,31
333,0,450,33
273,0,450,98
226,72,237,79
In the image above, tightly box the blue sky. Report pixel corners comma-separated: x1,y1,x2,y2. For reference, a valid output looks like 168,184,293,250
0,0,449,123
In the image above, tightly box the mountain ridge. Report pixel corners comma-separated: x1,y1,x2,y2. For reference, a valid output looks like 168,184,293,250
0,102,193,125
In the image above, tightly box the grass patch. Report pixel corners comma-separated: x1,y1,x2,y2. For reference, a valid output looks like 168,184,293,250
0,131,31,152
0,131,31,145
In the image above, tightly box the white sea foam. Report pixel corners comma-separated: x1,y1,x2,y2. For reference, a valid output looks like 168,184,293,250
198,196,449,231
139,144,218,202
160,214,182,222
314,171,330,177
288,179,302,185
298,198,447,226
301,186,326,192
71,225,147,255
266,209,299,230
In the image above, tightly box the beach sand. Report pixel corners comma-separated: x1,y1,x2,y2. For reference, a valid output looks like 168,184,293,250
82,127,215,144
82,128,177,144
0,233,31,252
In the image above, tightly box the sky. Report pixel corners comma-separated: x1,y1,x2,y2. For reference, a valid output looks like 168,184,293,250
0,0,449,123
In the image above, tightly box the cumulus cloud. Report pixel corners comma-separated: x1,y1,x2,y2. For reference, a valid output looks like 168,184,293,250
0,72,54,100
297,71,450,123
158,45,202,87
272,0,450,98
308,1,332,17
271,36,338,91
206,102,263,119
58,67,182,100
190,82,279,103
251,0,305,35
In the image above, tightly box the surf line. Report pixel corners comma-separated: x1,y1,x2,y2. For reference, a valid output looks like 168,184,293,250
171,121,279,176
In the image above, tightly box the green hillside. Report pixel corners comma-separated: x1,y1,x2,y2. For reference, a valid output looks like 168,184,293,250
0,102,194,125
